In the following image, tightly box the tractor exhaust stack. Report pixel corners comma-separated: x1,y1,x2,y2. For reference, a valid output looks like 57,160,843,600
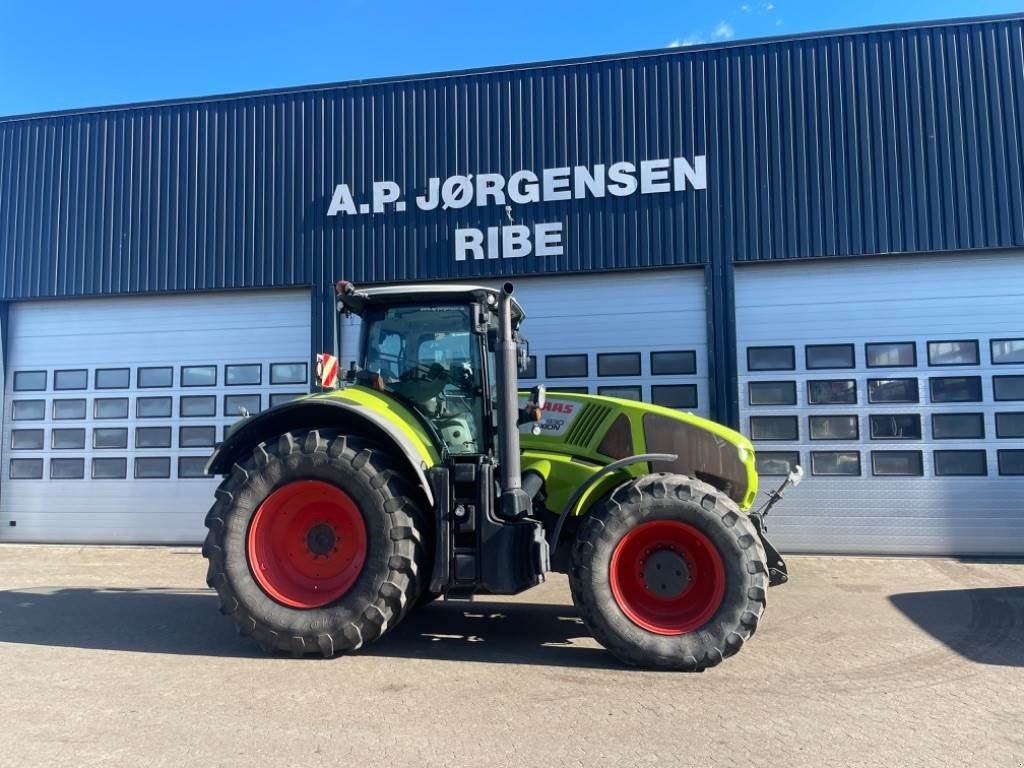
496,281,530,519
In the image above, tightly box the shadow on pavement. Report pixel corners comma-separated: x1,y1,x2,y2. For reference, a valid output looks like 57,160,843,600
889,586,1024,668
0,587,620,669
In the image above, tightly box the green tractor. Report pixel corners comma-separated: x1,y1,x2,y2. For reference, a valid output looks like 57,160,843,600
203,281,799,670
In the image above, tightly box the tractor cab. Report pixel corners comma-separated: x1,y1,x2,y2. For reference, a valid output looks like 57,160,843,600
337,284,523,458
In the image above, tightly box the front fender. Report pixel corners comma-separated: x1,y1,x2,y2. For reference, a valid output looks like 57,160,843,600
205,397,437,506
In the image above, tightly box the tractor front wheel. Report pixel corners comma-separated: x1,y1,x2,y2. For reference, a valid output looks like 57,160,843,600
569,474,768,671
202,430,428,657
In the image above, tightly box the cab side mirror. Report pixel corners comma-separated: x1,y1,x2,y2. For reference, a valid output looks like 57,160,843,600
518,384,546,426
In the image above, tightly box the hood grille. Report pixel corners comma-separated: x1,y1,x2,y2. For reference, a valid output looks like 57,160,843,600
565,403,613,448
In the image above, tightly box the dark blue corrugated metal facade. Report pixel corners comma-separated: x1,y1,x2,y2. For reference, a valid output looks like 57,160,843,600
1,14,1023,421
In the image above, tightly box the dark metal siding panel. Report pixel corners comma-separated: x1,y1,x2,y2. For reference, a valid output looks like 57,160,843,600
1,17,1023,304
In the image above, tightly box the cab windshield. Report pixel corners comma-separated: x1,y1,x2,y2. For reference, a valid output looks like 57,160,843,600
358,304,486,455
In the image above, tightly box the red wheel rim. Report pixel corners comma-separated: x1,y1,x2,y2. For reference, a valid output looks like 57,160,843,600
247,480,367,609
609,520,726,635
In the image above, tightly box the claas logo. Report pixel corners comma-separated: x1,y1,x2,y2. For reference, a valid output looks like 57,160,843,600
542,401,575,415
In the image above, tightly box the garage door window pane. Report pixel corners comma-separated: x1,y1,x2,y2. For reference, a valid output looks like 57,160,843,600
811,451,860,476
750,416,798,441
992,339,1024,365
181,365,217,387
932,413,984,440
520,356,536,379
137,397,172,418
138,367,173,388
93,457,127,479
51,458,85,479
136,427,171,448
135,457,171,479
928,340,979,366
181,396,216,417
997,450,1024,476
269,392,304,407
179,456,209,478
180,425,216,448
934,450,987,476
809,415,858,440
226,364,262,386
868,378,919,404
651,351,697,376
597,353,641,377
12,429,44,450
930,376,982,403
96,367,130,389
13,400,46,420
747,346,794,371
270,363,308,385
756,451,800,476
225,394,260,417
53,399,86,419
871,450,923,476
93,428,128,449
808,380,857,405
994,376,1024,401
94,397,129,419
546,355,588,378
865,342,916,368
869,414,922,440
748,381,797,406
13,370,46,391
996,412,1024,438
52,428,86,449
10,458,43,479
806,344,855,369
597,385,641,401
651,384,697,409
54,369,88,390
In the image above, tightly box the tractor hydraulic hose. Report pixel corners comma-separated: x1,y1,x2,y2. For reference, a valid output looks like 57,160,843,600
496,282,531,519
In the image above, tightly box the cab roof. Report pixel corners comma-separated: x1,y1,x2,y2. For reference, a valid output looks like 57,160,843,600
337,283,526,321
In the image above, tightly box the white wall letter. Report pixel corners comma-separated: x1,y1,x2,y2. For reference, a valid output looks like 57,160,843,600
327,184,357,216
455,228,485,261
372,181,402,213
606,161,638,197
542,167,572,201
507,170,540,204
502,225,532,259
574,164,605,199
673,155,707,190
475,173,507,206
640,158,672,194
416,178,441,210
534,222,563,257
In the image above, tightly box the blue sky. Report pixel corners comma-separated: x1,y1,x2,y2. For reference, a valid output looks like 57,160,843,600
0,1,1018,116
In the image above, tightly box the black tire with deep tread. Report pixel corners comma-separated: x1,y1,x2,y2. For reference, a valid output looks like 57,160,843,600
568,473,769,671
202,429,428,657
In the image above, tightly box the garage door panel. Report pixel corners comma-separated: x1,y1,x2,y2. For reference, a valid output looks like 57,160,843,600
2,290,311,544
737,252,1024,555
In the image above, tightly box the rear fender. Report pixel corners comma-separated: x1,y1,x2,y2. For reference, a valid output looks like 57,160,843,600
205,399,436,506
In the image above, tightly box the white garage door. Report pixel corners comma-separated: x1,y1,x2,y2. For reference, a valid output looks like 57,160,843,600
340,269,710,417
736,251,1024,556
1,290,311,544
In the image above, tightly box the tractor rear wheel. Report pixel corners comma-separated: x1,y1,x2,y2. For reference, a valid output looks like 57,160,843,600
202,430,428,657
569,474,768,671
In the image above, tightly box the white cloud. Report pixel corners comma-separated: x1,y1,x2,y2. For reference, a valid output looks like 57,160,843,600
776,18,782,26
713,21,734,40
740,3,751,10
668,34,703,47
765,2,775,10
